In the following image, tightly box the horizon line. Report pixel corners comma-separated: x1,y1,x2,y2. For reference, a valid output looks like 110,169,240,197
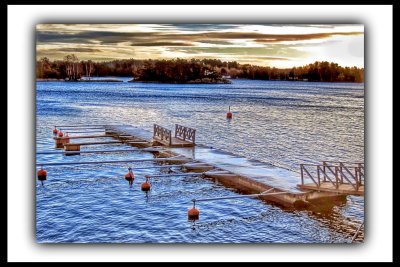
36,56,364,69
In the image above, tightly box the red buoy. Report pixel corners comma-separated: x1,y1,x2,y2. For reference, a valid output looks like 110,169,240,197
53,127,59,135
58,131,64,137
125,172,134,181
124,168,134,187
37,167,47,185
226,106,232,119
141,181,151,191
188,207,200,221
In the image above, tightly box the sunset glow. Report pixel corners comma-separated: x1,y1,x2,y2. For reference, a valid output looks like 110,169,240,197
36,24,364,68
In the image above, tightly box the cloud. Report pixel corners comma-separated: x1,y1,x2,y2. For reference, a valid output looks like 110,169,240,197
165,24,242,31
267,24,337,28
36,31,157,44
254,32,363,43
36,24,364,67
52,47,103,53
130,41,193,46
37,27,364,46
167,46,305,58
197,40,234,45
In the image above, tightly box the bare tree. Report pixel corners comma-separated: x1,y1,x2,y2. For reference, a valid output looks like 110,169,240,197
64,54,80,81
84,60,94,80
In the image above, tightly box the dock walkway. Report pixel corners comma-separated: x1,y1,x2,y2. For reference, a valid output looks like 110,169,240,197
106,125,301,191
47,124,364,209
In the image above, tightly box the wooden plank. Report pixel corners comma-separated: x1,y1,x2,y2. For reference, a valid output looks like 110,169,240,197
54,135,115,140
155,137,195,147
64,141,123,146
65,144,80,151
298,182,364,196
55,124,109,128
37,148,139,155
37,158,192,166
59,127,105,130
126,141,149,144
63,130,105,134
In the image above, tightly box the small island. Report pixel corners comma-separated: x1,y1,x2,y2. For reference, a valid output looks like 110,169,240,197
129,58,231,84
36,55,364,83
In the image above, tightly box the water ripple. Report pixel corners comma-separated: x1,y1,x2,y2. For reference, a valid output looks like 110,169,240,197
36,79,364,243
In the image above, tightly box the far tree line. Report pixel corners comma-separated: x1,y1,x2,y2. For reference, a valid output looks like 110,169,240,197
36,55,364,83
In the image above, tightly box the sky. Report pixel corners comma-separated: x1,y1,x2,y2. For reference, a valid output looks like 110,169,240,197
36,24,364,68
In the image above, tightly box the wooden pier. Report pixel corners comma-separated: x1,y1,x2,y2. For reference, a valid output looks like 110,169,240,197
298,161,364,195
42,123,364,211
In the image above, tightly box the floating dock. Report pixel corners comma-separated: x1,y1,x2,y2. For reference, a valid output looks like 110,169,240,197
298,162,364,196
40,123,364,211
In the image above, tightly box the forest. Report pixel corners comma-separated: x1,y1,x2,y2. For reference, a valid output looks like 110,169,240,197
36,55,364,83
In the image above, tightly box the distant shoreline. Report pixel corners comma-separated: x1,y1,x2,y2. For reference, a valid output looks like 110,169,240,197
129,78,231,84
36,78,123,82
36,78,363,84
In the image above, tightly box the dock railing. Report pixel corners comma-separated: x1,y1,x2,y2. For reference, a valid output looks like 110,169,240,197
300,161,364,191
175,124,196,144
153,124,172,146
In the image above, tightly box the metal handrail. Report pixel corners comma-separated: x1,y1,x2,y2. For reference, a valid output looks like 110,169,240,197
300,162,364,191
153,124,172,146
175,124,196,144
317,165,337,188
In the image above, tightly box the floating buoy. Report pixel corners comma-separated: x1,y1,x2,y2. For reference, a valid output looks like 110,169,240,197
124,167,134,187
53,127,59,135
58,131,64,137
125,172,134,181
226,106,232,119
37,167,47,185
141,180,151,191
188,207,200,221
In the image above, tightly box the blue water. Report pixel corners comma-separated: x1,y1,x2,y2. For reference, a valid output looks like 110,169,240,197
36,79,364,243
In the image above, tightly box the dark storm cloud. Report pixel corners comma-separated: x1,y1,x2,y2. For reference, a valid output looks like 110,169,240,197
37,29,363,45
254,32,363,43
41,47,103,53
165,24,242,31
36,31,158,44
197,40,234,45
130,41,193,46
168,31,363,41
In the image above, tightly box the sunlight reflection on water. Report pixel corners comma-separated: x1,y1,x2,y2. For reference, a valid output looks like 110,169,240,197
36,79,364,243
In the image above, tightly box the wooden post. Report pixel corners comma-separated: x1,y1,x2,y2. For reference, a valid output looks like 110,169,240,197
355,167,359,189
192,129,196,145
317,166,321,187
358,163,364,185
300,164,304,185
175,124,178,138
355,167,359,191
322,161,327,182
340,166,343,183
335,166,339,189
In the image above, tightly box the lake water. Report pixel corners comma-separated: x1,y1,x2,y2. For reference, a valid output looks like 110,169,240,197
36,79,364,243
